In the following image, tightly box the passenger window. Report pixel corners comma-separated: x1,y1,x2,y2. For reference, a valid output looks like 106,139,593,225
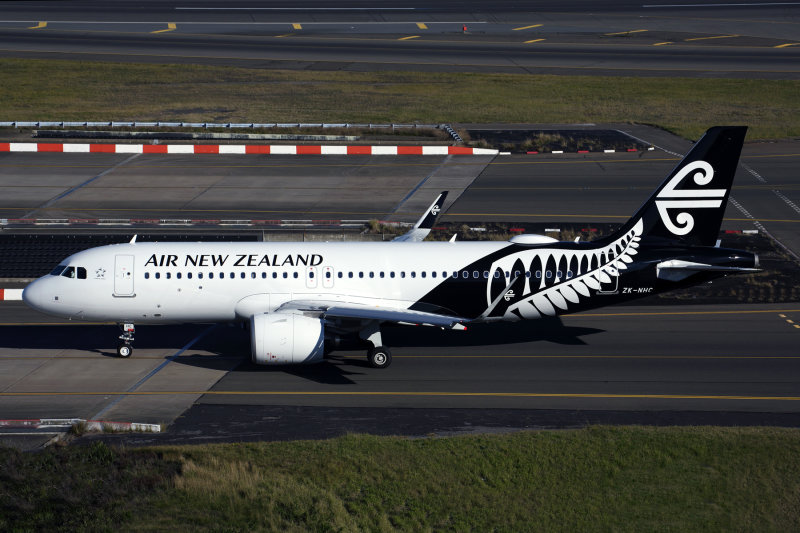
546,271,552,279
262,272,267,279
452,272,458,279
411,272,416,278
369,272,374,278
462,271,468,279
241,272,246,279
166,272,172,279
283,272,288,279
390,272,395,278
293,272,298,279
379,272,384,278
198,272,203,279
251,272,256,279
177,273,182,279
525,271,531,278
494,271,500,279
273,272,278,279
230,272,235,279
473,271,479,279
359,272,364,278
155,272,161,279
401,272,406,278
556,270,563,279
442,271,447,278
535,271,542,279
566,270,574,279
187,272,193,279
348,272,353,278
421,271,426,278
310,271,315,279
483,271,489,279
431,271,436,278
50,264,67,276
144,272,150,279
208,272,213,279
61,267,76,279
337,272,342,278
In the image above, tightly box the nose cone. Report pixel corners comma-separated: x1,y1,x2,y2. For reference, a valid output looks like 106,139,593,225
22,278,53,315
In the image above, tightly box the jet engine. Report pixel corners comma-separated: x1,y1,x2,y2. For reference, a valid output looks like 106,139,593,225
250,312,325,365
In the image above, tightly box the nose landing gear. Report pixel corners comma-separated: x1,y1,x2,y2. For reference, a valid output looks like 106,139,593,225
117,322,135,358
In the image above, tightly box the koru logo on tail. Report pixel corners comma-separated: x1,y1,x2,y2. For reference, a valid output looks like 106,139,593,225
431,205,440,216
655,160,726,235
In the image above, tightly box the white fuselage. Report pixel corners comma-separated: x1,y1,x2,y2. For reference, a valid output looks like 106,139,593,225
23,240,508,323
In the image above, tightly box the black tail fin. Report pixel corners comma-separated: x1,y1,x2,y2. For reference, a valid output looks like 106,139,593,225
607,126,747,246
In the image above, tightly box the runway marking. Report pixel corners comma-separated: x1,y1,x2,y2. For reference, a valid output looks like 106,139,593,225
28,21,47,30
90,325,216,420
775,43,800,48
604,29,648,36
513,24,543,31
653,42,673,46
524,39,546,44
292,23,302,30
151,23,176,34
3,390,800,402
684,34,740,41
399,35,420,41
416,23,428,30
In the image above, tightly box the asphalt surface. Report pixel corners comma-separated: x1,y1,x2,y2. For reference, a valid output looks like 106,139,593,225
1,125,799,447
0,1,798,77
2,125,798,255
2,302,800,447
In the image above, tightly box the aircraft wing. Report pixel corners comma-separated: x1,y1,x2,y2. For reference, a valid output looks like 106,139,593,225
276,300,467,329
392,191,448,242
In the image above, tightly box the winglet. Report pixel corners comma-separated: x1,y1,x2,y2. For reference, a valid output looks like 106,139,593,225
392,191,448,242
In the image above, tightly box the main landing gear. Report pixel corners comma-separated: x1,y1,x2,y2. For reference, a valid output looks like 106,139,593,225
117,322,135,358
360,322,392,369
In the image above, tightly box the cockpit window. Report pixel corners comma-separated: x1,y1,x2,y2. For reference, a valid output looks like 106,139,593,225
61,266,76,278
50,264,67,276
77,267,87,279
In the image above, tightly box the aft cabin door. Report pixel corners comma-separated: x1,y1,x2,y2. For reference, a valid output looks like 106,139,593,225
114,254,135,297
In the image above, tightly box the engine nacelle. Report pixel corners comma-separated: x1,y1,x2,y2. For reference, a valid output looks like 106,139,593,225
250,312,325,365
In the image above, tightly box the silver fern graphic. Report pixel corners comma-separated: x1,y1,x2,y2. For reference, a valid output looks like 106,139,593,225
486,219,644,319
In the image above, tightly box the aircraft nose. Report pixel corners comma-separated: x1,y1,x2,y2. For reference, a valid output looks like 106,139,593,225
22,278,50,313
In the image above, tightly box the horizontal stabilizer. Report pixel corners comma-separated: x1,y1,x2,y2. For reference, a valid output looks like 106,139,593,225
656,259,759,282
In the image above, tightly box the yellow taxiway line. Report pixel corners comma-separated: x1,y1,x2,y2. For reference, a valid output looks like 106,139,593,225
151,23,176,34
2,390,800,401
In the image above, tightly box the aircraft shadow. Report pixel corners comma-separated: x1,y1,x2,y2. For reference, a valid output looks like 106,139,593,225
382,318,603,348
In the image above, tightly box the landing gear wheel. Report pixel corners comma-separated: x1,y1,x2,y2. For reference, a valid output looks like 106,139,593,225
367,346,392,369
117,343,133,358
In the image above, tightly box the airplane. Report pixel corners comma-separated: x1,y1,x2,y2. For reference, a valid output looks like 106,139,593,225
22,126,759,369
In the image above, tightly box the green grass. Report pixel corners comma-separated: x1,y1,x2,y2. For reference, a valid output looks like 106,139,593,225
3,427,800,531
1,58,798,140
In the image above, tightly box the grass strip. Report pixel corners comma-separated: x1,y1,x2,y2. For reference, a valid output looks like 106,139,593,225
1,58,798,141
2,426,800,531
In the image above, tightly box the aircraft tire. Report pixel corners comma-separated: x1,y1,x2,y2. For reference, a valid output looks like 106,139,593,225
117,343,133,358
367,346,392,369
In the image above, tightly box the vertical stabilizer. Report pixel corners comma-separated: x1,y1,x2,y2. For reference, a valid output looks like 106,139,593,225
606,126,747,246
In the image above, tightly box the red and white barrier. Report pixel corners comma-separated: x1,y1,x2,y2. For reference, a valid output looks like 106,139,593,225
0,289,23,301
0,143,498,156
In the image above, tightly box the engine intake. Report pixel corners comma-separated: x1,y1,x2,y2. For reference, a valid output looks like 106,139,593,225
250,313,324,365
